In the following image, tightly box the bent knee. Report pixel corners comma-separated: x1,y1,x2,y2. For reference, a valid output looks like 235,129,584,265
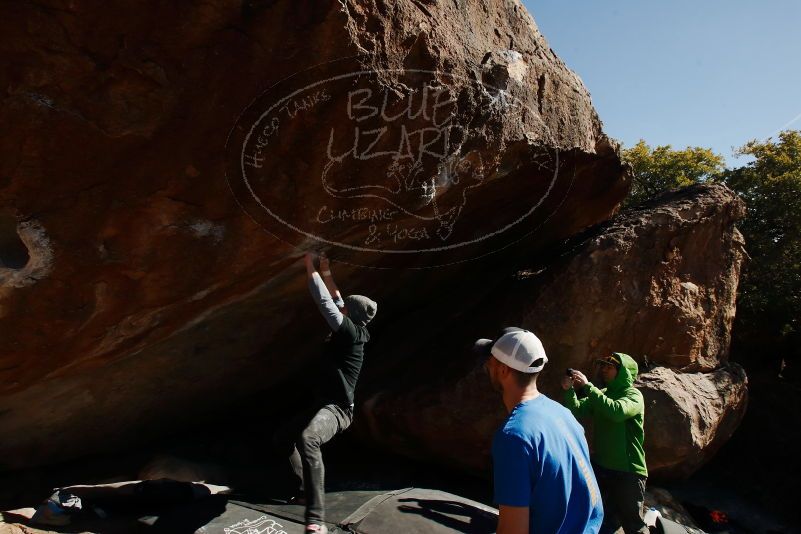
299,431,323,450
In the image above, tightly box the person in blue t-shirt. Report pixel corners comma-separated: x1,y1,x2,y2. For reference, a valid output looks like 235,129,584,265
474,327,603,534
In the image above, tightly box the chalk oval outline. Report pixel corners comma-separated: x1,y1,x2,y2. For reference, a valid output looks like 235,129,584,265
230,66,562,254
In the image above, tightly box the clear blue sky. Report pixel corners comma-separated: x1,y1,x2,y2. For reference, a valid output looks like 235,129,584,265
523,0,801,166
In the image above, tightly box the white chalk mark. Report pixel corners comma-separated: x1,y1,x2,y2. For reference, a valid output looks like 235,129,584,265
234,68,562,255
224,514,287,534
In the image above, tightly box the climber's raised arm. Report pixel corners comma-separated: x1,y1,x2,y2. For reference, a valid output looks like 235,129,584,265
319,252,345,310
305,252,343,331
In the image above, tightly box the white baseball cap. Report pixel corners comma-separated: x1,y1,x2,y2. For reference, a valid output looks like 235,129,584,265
474,327,548,373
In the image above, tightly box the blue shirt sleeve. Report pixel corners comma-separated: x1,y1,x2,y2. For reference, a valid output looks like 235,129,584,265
492,430,534,507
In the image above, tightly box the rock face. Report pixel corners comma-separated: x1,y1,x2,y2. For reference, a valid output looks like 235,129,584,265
638,365,748,478
0,1,628,471
357,184,748,479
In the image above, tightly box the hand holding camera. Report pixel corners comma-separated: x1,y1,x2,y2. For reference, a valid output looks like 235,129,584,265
561,368,575,390
561,367,589,390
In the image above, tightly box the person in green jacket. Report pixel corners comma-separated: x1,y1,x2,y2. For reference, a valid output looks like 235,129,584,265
562,352,649,534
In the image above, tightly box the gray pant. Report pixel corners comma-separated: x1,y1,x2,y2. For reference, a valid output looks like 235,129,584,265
595,465,649,534
277,403,353,524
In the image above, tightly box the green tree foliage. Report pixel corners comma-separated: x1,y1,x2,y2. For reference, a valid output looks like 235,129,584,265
622,140,726,206
722,131,801,358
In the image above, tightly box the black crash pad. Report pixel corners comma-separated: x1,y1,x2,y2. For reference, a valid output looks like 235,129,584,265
12,480,498,533
196,488,497,534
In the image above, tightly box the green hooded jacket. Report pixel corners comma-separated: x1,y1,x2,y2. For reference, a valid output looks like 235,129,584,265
563,353,648,477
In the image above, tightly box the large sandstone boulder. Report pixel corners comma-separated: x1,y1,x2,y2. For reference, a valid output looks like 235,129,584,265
357,184,749,479
0,1,627,471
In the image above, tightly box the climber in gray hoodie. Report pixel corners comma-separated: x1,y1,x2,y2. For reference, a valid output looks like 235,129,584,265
275,251,377,534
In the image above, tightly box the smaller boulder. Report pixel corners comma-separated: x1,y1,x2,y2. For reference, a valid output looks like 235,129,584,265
638,364,748,478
